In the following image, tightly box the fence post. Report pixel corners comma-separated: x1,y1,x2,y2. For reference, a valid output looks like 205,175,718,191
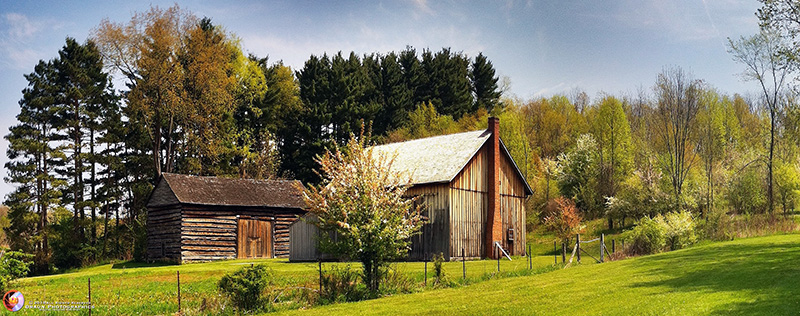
88,277,92,316
496,244,500,272
553,241,557,265
528,244,532,270
600,234,605,263
177,271,181,314
561,243,566,263
318,258,323,293
576,234,581,263
424,254,428,286
612,239,616,254
462,248,466,280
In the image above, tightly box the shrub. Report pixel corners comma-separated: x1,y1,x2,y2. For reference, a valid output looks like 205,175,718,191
217,264,272,312
320,265,367,303
659,211,697,250
432,252,447,286
623,216,667,255
544,197,584,243
380,265,417,294
0,250,33,292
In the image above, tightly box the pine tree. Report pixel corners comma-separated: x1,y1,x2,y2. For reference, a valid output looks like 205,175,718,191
4,59,66,272
470,53,502,112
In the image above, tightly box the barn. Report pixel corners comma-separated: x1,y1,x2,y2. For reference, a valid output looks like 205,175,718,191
290,117,532,261
146,173,306,263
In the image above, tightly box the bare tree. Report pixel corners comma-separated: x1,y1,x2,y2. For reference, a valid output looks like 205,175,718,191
653,67,702,209
728,30,792,213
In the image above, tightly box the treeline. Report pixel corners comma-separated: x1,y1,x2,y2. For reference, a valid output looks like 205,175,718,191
3,5,504,273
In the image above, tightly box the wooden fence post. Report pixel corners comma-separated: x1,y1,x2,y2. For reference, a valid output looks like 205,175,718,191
612,239,616,254
576,234,581,263
88,277,92,316
177,271,181,314
462,248,466,280
600,234,605,263
561,243,566,263
424,254,428,286
553,241,557,265
496,244,500,272
528,244,532,270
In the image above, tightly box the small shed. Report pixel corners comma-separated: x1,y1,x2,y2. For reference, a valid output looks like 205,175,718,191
289,117,532,261
146,173,306,263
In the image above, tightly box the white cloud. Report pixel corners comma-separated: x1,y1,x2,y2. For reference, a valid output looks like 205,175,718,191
0,13,51,70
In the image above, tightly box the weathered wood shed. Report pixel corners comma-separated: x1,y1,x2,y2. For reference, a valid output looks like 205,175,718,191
146,173,306,263
290,117,531,261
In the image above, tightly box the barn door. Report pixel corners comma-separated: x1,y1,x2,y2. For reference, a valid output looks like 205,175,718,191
237,218,272,259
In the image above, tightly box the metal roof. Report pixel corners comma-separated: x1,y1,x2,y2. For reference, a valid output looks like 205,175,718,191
154,173,306,209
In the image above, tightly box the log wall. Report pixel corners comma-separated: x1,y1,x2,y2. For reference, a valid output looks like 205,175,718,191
147,205,182,261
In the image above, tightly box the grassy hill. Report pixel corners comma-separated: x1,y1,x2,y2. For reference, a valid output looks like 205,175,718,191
280,233,800,315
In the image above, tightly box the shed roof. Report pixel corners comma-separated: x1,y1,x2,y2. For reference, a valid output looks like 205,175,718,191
371,129,533,195
371,129,490,185
150,173,306,209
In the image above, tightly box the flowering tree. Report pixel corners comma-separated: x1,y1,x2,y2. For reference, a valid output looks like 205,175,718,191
544,197,584,244
300,131,423,293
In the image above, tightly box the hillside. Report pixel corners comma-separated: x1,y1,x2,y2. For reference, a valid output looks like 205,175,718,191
279,234,800,315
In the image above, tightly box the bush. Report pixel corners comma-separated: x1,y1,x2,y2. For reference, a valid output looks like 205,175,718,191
659,211,697,250
320,265,367,303
543,197,584,243
623,217,667,255
432,252,447,286
217,264,272,312
0,250,33,292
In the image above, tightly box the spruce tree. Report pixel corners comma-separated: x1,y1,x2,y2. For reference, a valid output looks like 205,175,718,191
470,53,502,112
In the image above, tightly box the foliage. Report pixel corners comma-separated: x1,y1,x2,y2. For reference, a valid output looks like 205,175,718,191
623,216,667,255
657,211,697,250
320,265,367,303
727,165,768,214
0,249,33,292
432,252,447,286
543,197,584,243
217,264,272,312
301,131,423,293
557,134,600,215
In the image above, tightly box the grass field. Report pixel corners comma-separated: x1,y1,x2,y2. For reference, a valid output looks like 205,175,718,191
279,233,800,315
11,253,559,315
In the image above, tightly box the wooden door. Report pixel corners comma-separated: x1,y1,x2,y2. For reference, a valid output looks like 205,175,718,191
237,218,272,259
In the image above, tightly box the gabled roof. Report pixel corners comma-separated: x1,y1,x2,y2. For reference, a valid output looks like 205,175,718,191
372,130,491,185
148,173,306,209
371,128,533,196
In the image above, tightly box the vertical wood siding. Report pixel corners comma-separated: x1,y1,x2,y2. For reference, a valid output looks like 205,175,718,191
289,214,320,261
498,147,528,256
407,184,450,260
449,146,489,259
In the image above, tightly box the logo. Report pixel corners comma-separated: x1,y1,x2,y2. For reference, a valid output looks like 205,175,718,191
3,290,24,312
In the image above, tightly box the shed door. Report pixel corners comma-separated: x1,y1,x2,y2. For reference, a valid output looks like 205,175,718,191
237,218,272,258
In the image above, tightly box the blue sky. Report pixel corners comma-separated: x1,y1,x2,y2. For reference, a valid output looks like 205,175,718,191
0,0,762,198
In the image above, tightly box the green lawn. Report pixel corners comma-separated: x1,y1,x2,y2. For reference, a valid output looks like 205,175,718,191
278,233,800,316
12,254,558,315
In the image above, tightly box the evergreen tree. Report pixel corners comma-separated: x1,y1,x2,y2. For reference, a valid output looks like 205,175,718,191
470,53,502,112
4,59,66,272
425,48,473,119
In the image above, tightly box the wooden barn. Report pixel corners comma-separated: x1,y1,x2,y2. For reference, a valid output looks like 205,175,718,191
290,117,532,261
146,173,306,263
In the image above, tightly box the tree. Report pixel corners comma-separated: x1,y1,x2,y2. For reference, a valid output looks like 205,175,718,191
695,90,740,217
4,59,66,272
728,30,791,213
653,67,702,209
543,197,583,244
557,134,600,216
301,131,422,293
590,96,633,228
470,53,502,112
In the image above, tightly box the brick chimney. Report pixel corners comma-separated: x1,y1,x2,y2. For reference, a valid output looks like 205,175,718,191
485,117,502,259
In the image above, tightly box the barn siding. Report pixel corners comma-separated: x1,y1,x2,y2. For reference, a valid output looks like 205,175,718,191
407,184,450,260
498,146,528,256
289,214,320,261
449,145,489,259
147,206,182,261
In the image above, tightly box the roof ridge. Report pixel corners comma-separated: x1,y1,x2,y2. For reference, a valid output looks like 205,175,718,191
372,128,489,148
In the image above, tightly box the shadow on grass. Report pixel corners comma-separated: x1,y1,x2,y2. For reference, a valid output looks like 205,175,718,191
112,260,179,269
630,240,800,315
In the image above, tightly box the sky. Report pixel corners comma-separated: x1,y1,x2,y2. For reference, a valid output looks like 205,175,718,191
0,0,763,199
